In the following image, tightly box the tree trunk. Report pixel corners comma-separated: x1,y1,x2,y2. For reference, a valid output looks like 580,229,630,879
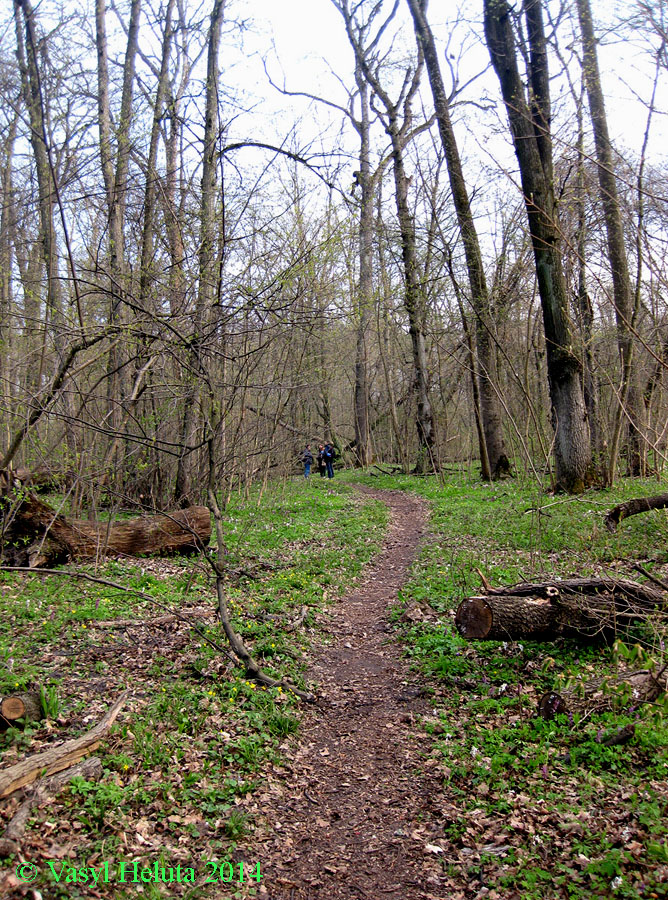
1,476,211,567
96,0,142,482
576,0,644,478
13,0,64,351
389,127,436,472
483,0,591,492
138,0,175,309
175,0,227,505
574,87,604,471
407,0,507,479
353,72,372,468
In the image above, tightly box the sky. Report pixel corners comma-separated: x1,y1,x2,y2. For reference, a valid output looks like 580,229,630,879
240,0,667,170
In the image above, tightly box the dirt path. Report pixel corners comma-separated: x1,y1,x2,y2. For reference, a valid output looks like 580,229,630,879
256,487,448,900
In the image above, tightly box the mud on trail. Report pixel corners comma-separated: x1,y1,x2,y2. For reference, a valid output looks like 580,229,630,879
253,488,450,900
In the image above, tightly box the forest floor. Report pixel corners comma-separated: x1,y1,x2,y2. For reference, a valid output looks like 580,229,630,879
252,486,450,900
1,473,668,900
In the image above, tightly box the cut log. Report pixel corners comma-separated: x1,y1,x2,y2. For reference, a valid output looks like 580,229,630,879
1,475,210,566
456,576,667,642
605,493,668,532
0,691,127,799
538,669,664,720
455,594,596,641
0,691,43,725
0,756,102,857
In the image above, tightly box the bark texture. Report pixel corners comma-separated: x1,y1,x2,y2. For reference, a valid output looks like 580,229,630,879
1,473,211,567
456,577,666,641
605,493,668,532
483,0,591,492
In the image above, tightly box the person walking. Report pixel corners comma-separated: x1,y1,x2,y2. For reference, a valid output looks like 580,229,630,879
323,442,335,479
302,445,313,478
317,445,327,478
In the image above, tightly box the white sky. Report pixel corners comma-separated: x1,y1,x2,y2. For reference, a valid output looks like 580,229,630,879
240,0,667,168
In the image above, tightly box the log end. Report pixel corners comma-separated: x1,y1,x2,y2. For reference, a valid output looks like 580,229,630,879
455,596,493,640
538,690,568,720
1,691,44,725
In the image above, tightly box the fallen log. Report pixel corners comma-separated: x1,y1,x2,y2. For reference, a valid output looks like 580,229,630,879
605,493,668,532
0,756,102,857
484,577,665,608
14,465,73,493
0,691,43,727
0,691,128,799
456,577,667,642
1,473,210,566
559,723,636,766
538,669,665,720
456,595,573,640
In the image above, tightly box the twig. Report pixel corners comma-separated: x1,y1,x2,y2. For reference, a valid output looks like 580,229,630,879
0,566,237,663
633,563,668,593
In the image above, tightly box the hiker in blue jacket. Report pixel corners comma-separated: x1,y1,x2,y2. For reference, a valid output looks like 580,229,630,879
302,444,313,478
323,442,335,479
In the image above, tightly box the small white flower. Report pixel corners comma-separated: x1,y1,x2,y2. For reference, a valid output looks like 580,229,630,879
611,876,622,891
471,746,479,757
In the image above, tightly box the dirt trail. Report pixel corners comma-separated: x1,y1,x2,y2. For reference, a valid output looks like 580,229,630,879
257,487,448,900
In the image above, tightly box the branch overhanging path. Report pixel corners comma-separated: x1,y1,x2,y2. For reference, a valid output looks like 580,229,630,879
254,487,448,900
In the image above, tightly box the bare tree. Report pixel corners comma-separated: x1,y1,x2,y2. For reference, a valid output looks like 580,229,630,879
174,0,227,506
406,0,509,480
334,0,437,472
483,0,592,492
576,0,644,479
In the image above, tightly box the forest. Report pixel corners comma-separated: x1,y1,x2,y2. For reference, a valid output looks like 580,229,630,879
1,1,668,899
0,0,667,501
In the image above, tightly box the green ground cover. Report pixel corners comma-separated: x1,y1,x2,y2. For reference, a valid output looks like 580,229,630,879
1,470,667,899
0,480,386,898
350,470,668,900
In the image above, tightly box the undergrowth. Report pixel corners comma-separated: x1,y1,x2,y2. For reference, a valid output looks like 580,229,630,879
0,478,386,898
358,470,668,900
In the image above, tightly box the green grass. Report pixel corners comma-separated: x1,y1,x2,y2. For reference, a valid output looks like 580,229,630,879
360,469,668,900
2,469,667,898
0,477,386,898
